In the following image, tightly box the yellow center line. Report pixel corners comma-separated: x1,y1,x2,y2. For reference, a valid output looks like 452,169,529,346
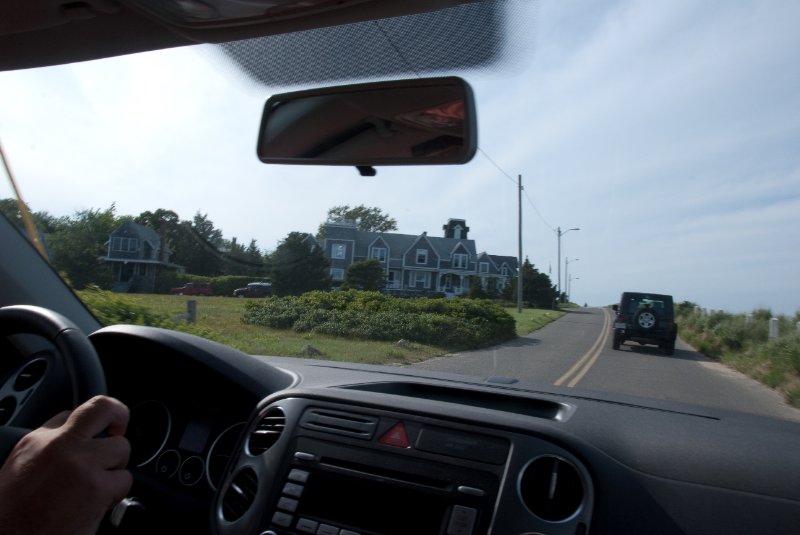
553,308,611,387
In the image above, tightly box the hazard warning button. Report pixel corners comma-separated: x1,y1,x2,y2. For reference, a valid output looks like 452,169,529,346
378,422,410,448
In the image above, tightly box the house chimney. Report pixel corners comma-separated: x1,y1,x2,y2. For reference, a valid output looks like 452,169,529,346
443,219,468,239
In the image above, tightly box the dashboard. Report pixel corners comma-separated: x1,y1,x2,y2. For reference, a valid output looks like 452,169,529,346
89,324,800,535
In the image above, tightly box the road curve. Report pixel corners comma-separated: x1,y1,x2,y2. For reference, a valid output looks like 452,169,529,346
410,307,800,422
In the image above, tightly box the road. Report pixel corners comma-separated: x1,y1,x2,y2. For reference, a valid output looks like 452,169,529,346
411,307,800,422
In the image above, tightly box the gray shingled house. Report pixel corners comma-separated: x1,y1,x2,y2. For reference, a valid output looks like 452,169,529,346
99,220,183,293
318,218,517,295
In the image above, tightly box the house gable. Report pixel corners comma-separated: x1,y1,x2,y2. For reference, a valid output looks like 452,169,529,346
403,233,439,269
367,236,390,264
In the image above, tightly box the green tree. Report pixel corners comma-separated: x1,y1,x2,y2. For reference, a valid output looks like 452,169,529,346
169,212,225,276
317,205,398,238
341,259,385,291
270,232,331,296
47,205,120,289
506,258,556,308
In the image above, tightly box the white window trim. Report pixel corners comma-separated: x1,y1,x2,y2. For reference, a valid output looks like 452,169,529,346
370,247,387,262
479,262,489,273
330,268,345,280
112,237,138,252
332,243,346,259
416,248,428,264
410,271,430,289
453,253,467,269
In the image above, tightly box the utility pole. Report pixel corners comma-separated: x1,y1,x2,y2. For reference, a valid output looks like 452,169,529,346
517,174,523,313
557,227,580,305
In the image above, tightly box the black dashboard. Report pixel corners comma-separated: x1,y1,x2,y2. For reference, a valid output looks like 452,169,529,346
90,325,800,535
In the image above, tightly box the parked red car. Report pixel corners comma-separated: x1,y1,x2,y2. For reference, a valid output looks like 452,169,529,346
169,282,213,296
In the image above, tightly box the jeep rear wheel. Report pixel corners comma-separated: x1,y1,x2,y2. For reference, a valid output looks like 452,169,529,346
635,309,657,330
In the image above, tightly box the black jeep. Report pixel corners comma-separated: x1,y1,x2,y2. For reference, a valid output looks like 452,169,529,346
612,292,678,355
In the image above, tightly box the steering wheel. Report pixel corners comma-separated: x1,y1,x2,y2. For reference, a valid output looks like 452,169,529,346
0,305,107,464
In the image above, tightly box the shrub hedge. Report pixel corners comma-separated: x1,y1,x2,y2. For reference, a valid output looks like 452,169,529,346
78,286,220,340
242,290,517,350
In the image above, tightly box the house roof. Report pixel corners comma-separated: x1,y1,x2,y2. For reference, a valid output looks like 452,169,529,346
327,226,479,261
113,220,158,242
490,255,519,270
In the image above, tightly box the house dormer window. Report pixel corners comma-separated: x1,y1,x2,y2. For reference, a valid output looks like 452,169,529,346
479,262,489,273
453,253,467,269
416,249,428,264
501,266,509,276
454,225,462,240
332,243,346,259
370,247,387,262
111,237,138,252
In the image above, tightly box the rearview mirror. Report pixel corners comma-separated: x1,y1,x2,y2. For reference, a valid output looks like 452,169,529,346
257,77,477,168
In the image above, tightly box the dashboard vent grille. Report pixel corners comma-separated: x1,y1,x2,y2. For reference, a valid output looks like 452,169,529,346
300,408,378,440
221,467,258,521
248,407,286,455
519,456,585,522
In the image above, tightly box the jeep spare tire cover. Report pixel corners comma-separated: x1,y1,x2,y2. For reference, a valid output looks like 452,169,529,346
635,308,658,330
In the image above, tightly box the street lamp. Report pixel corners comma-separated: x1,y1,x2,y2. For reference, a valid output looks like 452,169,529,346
557,227,579,304
565,258,579,301
568,275,580,300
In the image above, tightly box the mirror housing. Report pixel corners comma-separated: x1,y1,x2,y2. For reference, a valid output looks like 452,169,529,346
257,77,477,167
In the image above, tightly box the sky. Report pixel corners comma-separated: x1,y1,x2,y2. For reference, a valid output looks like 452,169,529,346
1,0,799,314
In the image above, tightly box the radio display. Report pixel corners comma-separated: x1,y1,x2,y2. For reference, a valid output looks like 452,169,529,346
297,470,451,535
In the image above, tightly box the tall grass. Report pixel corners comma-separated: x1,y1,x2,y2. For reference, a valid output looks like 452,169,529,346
676,303,800,407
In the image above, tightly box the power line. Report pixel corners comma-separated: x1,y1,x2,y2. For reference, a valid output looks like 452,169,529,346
478,148,518,185
478,148,555,231
523,189,555,231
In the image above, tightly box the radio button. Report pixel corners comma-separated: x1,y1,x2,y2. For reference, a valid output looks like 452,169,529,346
447,505,477,535
316,524,339,535
282,482,304,498
271,511,293,528
294,452,317,462
296,518,318,533
277,497,299,513
288,469,310,483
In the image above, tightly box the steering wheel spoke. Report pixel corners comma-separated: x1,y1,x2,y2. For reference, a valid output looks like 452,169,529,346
0,305,107,464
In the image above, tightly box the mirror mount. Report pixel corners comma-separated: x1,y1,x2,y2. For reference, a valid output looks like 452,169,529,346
356,165,377,177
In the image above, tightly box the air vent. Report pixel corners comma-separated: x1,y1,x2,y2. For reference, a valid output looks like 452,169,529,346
13,359,48,391
519,456,585,522
248,407,286,455
221,468,258,522
300,408,378,440
0,396,17,426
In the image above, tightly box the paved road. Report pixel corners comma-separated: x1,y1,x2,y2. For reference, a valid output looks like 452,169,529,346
411,307,800,422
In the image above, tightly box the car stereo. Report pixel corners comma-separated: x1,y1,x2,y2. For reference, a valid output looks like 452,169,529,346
264,435,502,535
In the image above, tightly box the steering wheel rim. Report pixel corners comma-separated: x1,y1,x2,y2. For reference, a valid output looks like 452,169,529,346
0,304,107,462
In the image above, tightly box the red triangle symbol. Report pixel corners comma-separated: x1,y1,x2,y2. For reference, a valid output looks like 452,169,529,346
378,422,410,448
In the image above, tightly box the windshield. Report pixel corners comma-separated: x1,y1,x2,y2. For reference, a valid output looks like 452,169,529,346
1,0,799,420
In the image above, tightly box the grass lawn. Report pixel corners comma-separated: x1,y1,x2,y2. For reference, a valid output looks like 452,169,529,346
505,307,566,336
113,294,564,365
